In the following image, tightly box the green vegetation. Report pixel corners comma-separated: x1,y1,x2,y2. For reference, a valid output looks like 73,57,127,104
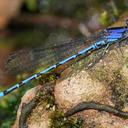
31,79,83,128
110,70,128,110
0,82,35,128
50,110,83,128
92,66,110,83
24,0,38,12
38,72,60,85
36,86,55,110
92,67,128,110
23,0,128,26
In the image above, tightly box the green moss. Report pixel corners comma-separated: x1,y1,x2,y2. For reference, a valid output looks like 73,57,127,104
91,66,110,84
38,72,60,85
110,70,128,110
36,85,83,128
91,66,128,111
95,69,107,82
49,110,83,128
72,51,100,73
36,88,55,110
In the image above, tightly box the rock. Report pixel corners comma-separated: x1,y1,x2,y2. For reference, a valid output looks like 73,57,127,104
54,44,128,127
81,110,128,128
13,85,42,128
54,70,110,110
14,42,128,128
26,104,51,128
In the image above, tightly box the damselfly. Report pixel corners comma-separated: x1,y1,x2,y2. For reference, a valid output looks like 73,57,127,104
0,21,128,98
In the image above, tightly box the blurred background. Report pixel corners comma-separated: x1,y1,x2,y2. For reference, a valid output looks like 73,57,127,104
0,0,127,127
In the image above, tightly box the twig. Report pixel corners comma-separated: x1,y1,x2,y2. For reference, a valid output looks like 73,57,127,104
65,101,128,119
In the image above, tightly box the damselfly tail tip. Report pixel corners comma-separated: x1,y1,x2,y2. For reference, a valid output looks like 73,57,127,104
0,92,4,98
